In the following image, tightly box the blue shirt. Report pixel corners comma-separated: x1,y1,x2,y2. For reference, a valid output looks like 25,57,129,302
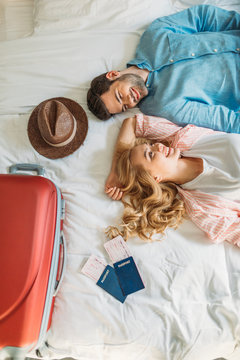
127,5,240,133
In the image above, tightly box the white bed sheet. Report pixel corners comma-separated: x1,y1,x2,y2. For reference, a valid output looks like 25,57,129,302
1,0,240,359
0,0,33,41
1,111,240,360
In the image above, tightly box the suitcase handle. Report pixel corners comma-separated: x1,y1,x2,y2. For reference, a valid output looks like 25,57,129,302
9,163,45,176
54,231,67,296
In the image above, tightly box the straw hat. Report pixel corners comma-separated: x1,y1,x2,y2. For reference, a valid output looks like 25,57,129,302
28,97,88,159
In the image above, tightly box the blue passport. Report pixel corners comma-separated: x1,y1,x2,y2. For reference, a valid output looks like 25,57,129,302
96,265,127,303
114,256,145,296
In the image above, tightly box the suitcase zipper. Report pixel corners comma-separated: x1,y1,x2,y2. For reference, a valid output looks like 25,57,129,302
34,186,67,352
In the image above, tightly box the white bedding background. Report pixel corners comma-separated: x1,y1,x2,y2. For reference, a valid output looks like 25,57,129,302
1,1,240,359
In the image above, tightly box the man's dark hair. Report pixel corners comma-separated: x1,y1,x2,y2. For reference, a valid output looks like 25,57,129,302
87,72,115,121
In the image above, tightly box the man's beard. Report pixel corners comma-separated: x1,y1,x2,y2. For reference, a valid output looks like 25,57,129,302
118,73,148,98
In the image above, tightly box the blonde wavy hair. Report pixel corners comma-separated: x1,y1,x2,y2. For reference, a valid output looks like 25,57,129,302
106,141,186,242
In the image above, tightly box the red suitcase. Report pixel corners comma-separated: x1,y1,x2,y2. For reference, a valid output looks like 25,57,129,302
0,164,66,359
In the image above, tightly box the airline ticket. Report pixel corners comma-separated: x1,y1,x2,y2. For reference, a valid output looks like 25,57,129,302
104,235,131,263
81,255,107,282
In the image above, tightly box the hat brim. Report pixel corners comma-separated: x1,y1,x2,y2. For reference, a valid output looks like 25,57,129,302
28,97,88,159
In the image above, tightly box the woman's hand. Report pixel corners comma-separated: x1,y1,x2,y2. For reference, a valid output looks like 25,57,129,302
105,171,123,201
105,117,136,201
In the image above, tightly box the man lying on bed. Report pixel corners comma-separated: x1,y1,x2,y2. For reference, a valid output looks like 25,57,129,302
87,5,240,133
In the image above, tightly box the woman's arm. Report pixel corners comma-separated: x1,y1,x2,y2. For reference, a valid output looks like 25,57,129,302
177,186,240,246
136,113,215,151
105,116,136,200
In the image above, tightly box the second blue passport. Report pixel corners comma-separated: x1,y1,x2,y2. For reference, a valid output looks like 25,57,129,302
113,256,145,296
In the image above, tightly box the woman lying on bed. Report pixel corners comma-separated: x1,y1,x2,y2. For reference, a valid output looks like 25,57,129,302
105,114,240,246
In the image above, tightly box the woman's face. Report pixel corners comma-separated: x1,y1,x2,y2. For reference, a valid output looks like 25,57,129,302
130,143,181,182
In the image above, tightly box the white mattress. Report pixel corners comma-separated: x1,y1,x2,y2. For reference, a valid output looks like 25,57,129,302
1,1,240,359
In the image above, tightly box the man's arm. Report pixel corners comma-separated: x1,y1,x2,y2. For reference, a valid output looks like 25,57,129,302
105,116,136,200
161,100,240,134
150,5,240,34
129,5,240,74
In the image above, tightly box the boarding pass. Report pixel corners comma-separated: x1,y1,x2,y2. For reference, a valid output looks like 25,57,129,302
104,235,131,263
81,255,107,282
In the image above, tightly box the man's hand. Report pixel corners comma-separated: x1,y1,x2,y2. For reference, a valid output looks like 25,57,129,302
105,171,123,201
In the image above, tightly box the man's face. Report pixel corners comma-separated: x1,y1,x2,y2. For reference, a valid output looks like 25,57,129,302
100,74,148,114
